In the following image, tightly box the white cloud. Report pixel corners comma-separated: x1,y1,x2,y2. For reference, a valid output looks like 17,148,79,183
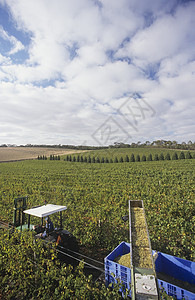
117,2,195,67
0,0,194,145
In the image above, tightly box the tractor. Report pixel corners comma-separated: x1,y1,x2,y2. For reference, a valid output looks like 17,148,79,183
13,196,79,264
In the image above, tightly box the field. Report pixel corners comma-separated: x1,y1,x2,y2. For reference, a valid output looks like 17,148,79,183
0,147,85,162
0,148,194,261
0,148,194,298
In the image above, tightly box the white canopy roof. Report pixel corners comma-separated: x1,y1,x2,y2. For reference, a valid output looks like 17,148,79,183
23,204,67,218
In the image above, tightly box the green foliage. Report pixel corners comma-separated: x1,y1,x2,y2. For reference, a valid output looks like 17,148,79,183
186,151,192,159
0,152,194,298
63,148,195,165
49,155,59,161
114,157,118,163
147,154,152,161
159,153,164,161
172,152,178,160
179,152,185,160
130,154,135,162
0,230,125,299
119,157,124,163
165,153,171,160
81,147,190,161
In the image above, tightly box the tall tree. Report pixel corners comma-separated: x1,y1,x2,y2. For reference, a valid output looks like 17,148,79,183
119,157,124,163
159,153,164,160
165,153,171,160
114,157,118,163
147,154,152,161
172,152,178,160
130,154,135,162
96,157,100,163
179,151,185,159
186,151,192,159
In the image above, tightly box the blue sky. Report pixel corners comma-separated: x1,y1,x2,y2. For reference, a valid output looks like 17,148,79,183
0,0,194,145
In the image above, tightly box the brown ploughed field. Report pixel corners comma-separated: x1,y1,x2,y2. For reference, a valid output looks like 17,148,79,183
0,147,85,162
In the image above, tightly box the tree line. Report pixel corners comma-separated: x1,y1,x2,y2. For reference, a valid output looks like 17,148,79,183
2,139,195,150
37,155,61,160
65,151,194,164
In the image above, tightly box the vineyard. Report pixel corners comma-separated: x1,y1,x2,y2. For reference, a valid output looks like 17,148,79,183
0,148,195,298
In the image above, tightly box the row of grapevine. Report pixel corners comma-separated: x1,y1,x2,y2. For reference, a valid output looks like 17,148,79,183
0,230,125,299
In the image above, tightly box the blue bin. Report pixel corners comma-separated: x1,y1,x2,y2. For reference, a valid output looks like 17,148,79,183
153,251,195,300
105,242,195,300
105,242,131,295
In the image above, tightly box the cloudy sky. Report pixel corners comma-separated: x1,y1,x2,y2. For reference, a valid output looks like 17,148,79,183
0,0,194,146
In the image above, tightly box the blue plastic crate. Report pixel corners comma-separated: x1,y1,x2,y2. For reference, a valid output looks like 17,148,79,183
154,251,195,300
105,242,131,294
105,242,195,300
158,280,195,300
